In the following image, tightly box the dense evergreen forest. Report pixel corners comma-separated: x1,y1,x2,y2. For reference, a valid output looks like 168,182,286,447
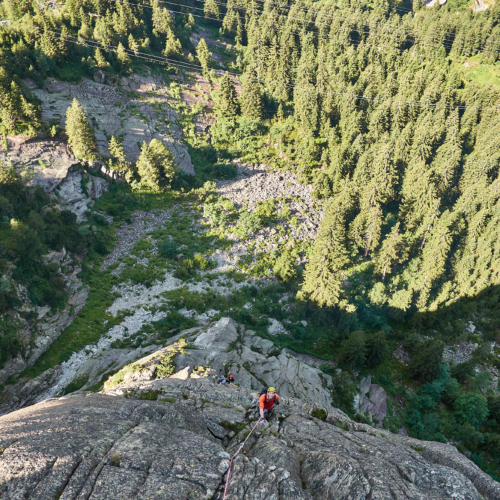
2,0,500,480
2,0,500,320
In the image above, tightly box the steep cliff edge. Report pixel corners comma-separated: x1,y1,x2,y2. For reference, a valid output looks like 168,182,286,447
1,319,500,499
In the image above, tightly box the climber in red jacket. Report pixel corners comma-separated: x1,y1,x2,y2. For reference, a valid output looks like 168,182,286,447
259,387,279,420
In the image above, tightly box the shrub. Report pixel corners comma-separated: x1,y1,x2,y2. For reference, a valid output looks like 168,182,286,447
311,408,327,420
221,199,236,212
156,311,197,338
472,371,491,391
156,339,187,378
0,317,21,367
408,339,444,383
255,199,276,220
365,331,389,368
212,164,237,179
158,240,178,259
174,258,195,280
442,377,461,405
402,333,421,355
450,359,476,384
193,253,215,271
156,352,177,378
338,331,366,370
203,203,227,227
61,375,89,395
272,249,296,283
454,392,489,428
487,394,500,422
238,211,262,237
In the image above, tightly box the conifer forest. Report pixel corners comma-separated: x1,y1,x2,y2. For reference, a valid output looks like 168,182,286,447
3,0,500,483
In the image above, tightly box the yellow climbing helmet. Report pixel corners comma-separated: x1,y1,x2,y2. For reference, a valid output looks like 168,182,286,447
267,387,276,393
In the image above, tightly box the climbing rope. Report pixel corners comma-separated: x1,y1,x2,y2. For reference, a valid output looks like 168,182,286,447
222,417,264,500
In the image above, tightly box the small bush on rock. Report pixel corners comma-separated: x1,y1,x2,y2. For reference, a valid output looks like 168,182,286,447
193,253,216,270
273,249,297,283
212,163,237,179
311,408,327,420
158,240,178,259
203,203,227,227
238,211,262,237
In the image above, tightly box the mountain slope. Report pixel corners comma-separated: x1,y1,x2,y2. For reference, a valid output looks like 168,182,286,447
1,318,500,499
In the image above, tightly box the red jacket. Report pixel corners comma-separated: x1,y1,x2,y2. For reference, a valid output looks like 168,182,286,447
259,392,279,410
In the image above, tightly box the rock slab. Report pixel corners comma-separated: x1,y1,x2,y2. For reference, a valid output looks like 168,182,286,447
1,386,500,499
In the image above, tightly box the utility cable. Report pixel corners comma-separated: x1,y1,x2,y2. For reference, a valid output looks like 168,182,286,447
106,0,500,58
188,0,500,50
23,25,500,111
146,0,500,56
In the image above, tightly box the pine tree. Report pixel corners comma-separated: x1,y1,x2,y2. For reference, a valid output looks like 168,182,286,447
116,43,131,66
338,331,366,370
94,48,110,68
40,30,59,59
273,249,297,283
108,135,125,166
163,28,182,59
152,0,173,36
196,38,212,74
277,103,284,121
240,71,263,120
298,204,350,308
204,0,219,20
65,99,96,159
128,34,139,55
294,34,318,133
217,72,239,118
365,331,390,368
376,222,405,280
136,139,176,191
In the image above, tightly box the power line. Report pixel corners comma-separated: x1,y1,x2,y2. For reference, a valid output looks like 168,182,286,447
4,0,497,62
141,0,500,57
191,0,500,51
106,0,500,58
23,25,500,111
108,0,413,55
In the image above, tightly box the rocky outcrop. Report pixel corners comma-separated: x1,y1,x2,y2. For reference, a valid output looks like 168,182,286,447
2,318,500,498
90,318,335,408
24,74,195,175
0,135,79,192
0,281,89,388
354,375,389,425
2,376,500,499
0,167,100,386
55,170,108,222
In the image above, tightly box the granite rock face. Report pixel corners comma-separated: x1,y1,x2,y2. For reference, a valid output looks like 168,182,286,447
2,318,500,499
55,171,108,222
104,318,335,408
24,74,195,175
0,135,79,191
2,380,500,500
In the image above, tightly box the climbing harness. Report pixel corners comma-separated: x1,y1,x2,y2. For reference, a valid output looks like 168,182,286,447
222,417,264,500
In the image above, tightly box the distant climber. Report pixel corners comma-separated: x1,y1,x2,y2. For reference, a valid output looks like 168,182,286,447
259,387,279,420
217,372,238,391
